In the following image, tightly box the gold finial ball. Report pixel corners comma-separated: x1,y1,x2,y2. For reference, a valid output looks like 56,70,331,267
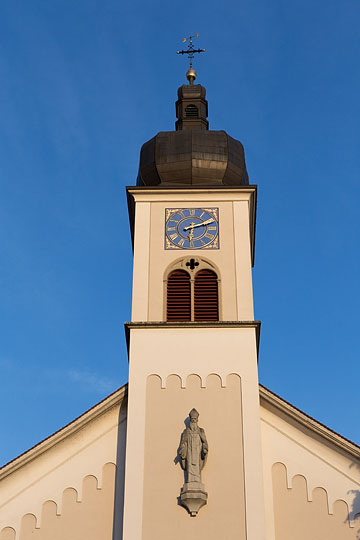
186,67,197,84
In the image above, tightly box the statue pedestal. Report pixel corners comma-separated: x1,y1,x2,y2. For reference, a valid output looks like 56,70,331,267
180,482,208,517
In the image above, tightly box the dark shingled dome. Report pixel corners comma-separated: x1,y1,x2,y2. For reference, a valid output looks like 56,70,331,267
136,83,249,187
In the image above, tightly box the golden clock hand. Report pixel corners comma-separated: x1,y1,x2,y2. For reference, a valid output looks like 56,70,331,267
183,218,214,231
200,218,215,226
183,221,196,231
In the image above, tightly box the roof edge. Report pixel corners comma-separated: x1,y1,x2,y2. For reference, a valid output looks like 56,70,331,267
259,384,360,458
1,381,358,482
0,384,128,480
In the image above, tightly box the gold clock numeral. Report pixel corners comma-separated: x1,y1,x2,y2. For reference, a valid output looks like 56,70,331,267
165,207,219,250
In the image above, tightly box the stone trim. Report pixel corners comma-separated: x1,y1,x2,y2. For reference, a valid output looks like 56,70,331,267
0,386,127,480
3,377,357,487
124,320,261,359
260,385,360,458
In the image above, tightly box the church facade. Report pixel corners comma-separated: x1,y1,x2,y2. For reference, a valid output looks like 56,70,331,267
1,73,359,540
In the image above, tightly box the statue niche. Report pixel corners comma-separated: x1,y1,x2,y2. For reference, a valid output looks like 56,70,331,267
178,408,208,516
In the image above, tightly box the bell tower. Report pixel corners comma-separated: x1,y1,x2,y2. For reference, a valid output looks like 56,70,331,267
123,57,266,540
175,83,209,131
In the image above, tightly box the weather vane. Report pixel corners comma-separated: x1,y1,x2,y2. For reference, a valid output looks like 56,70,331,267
177,34,205,84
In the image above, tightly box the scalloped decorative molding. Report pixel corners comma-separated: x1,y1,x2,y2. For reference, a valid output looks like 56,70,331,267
1,382,359,539
260,390,360,540
0,388,127,536
148,372,242,388
273,462,355,519
272,462,360,539
0,463,116,539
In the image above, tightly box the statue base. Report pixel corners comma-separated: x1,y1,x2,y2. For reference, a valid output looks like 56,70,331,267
180,482,208,517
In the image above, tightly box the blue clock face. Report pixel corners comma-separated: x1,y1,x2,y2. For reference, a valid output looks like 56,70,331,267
165,208,219,250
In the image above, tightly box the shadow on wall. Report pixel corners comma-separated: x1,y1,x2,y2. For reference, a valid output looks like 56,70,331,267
174,415,190,466
112,395,128,540
174,415,192,509
348,460,360,540
348,490,360,540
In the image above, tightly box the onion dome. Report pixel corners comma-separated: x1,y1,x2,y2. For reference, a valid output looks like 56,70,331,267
137,80,249,187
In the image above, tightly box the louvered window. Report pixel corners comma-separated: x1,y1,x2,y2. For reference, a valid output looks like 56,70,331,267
185,104,199,118
166,270,191,321
194,270,218,321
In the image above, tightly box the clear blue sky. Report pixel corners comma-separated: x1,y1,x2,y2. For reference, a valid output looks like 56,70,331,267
1,0,359,465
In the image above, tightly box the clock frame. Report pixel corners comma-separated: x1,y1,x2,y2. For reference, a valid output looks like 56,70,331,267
165,208,219,250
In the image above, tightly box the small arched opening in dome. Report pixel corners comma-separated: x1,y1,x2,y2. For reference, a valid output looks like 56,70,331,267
185,104,199,118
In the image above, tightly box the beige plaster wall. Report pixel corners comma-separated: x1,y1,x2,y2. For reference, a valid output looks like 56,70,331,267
125,187,262,538
142,373,246,540
260,397,360,540
123,326,266,540
0,463,116,540
272,462,360,540
0,391,127,538
130,189,255,322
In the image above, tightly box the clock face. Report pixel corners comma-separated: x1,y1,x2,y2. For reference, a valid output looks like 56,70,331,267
165,208,219,250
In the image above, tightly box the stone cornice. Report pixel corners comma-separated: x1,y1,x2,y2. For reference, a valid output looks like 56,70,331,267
126,185,257,194
259,384,360,458
0,385,127,481
124,320,261,359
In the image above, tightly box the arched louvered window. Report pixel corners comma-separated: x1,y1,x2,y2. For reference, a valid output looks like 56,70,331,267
166,270,191,321
185,104,199,118
194,270,219,321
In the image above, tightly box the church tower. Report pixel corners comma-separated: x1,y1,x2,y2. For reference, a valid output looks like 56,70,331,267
123,63,266,540
0,40,359,540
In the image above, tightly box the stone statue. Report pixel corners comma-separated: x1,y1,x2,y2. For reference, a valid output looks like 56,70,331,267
179,408,208,482
179,408,208,516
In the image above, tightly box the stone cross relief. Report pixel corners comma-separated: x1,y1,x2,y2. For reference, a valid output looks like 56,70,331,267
178,408,208,516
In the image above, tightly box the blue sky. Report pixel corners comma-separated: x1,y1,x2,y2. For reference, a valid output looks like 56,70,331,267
1,0,359,465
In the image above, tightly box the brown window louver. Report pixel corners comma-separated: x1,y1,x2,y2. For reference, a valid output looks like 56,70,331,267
166,270,191,321
194,270,219,321
185,104,199,118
